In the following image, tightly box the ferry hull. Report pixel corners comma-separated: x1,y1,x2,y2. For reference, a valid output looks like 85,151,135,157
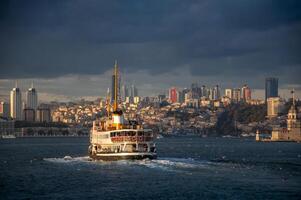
89,152,157,161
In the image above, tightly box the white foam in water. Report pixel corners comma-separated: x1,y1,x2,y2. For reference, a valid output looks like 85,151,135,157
44,156,214,171
43,156,92,164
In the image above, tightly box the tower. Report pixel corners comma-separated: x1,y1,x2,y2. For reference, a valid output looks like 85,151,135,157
265,77,278,100
287,89,297,131
10,81,22,120
26,81,38,110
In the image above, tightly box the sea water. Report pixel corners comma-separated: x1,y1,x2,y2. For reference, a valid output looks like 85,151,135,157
0,137,300,199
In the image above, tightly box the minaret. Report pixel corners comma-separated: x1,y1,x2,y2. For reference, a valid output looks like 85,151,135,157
287,89,297,131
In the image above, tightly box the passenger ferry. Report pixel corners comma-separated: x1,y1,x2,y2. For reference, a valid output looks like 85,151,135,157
88,61,157,161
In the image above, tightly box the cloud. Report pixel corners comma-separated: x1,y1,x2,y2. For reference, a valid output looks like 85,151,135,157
0,0,301,97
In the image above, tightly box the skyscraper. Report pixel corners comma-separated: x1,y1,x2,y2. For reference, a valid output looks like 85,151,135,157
201,85,207,97
241,84,251,101
265,77,278,100
121,84,129,101
232,88,241,103
169,87,178,103
213,85,220,100
26,82,38,110
225,89,232,99
10,83,22,120
131,84,138,97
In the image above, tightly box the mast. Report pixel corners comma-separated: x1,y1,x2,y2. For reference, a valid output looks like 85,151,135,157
113,60,118,112
292,89,295,106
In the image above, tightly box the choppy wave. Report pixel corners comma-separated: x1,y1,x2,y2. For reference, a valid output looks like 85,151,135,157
43,156,216,171
43,156,92,164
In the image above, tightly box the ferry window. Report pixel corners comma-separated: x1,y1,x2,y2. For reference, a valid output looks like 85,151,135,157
130,131,136,136
138,131,143,136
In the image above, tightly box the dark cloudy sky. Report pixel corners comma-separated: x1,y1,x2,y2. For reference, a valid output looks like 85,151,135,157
1,0,301,101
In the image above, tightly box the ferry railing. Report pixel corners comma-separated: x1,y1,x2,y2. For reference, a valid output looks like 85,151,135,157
111,136,153,143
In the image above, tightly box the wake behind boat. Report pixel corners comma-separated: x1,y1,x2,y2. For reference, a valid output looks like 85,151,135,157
88,61,157,161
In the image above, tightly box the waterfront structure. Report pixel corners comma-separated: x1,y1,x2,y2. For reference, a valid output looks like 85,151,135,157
0,117,15,136
169,87,178,103
0,102,10,118
26,83,38,110
10,83,22,120
265,77,278,100
89,62,157,160
241,85,251,101
271,91,301,142
225,89,232,99
36,107,51,122
267,97,284,118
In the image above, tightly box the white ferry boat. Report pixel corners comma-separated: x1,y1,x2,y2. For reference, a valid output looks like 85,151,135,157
88,62,157,161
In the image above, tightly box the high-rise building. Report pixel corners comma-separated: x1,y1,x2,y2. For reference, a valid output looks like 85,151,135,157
121,84,129,101
232,88,241,103
23,108,35,122
241,84,251,101
36,107,51,122
191,83,201,98
213,85,220,100
26,83,38,110
169,87,178,103
131,84,138,98
225,89,232,99
178,88,189,103
10,84,22,120
267,97,284,118
201,85,207,97
265,77,278,100
0,102,10,118
208,88,214,100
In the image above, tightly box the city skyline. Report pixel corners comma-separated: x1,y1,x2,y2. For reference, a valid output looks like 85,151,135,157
1,1,301,102
0,75,300,103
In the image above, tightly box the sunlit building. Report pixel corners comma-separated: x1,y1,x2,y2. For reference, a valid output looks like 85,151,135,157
232,88,241,103
271,91,301,142
225,89,232,99
267,97,284,118
10,84,22,120
0,102,10,118
241,85,251,101
169,87,178,103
